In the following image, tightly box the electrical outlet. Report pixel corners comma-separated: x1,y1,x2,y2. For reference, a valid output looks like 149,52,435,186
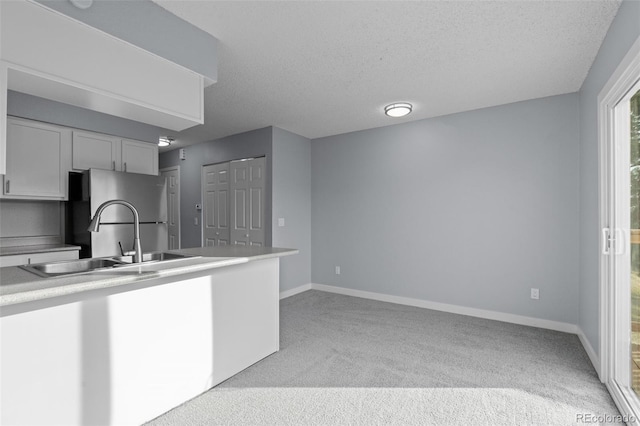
335,266,341,275
278,218,285,227
531,288,539,300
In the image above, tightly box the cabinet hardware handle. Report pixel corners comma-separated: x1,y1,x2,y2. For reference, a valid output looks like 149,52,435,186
5,180,9,194
245,234,249,238
112,161,116,171
124,162,127,172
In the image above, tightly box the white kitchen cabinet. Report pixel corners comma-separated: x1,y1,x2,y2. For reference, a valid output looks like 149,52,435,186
72,131,120,172
0,250,79,268
72,131,158,176
121,139,158,175
2,118,71,200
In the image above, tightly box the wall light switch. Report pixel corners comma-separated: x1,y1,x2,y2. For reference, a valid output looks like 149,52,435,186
194,217,198,226
278,218,285,227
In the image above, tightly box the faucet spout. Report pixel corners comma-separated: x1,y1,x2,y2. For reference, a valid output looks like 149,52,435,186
88,199,143,263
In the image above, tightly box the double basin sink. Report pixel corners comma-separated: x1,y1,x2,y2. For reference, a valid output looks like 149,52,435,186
20,252,194,278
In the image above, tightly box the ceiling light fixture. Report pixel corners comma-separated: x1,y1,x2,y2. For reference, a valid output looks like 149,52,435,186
158,137,174,147
384,102,412,118
69,0,94,10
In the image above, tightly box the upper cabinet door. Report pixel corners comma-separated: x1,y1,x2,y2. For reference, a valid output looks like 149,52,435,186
3,118,71,199
121,139,158,176
72,131,121,172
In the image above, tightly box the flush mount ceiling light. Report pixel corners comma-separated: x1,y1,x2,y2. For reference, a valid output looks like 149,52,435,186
158,137,174,147
69,0,93,9
384,102,413,118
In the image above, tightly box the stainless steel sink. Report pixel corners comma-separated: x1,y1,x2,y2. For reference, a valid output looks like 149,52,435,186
19,258,126,277
19,252,195,278
111,252,192,264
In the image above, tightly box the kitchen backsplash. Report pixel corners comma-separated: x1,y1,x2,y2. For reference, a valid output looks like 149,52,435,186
0,200,62,246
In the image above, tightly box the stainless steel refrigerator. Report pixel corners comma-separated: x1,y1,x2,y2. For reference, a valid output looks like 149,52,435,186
68,169,168,259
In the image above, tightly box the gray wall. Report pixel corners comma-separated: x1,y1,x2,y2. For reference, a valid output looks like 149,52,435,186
578,0,640,356
311,94,580,324
159,128,273,249
34,0,217,82
272,127,312,292
8,91,167,144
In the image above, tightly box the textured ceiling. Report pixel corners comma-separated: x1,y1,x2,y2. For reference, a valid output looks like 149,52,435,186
153,0,621,148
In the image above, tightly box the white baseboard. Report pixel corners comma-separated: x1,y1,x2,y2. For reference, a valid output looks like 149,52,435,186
279,283,312,300
283,283,599,373
310,283,578,334
577,327,601,378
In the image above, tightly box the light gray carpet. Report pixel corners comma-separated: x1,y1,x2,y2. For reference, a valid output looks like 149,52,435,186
147,290,621,425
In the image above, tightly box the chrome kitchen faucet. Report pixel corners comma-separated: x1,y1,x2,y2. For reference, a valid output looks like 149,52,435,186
88,200,143,263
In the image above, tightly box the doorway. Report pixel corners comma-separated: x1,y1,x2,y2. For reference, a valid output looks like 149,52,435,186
160,166,181,250
202,157,266,247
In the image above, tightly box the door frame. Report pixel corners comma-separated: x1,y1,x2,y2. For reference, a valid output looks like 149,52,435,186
160,165,181,250
599,35,640,420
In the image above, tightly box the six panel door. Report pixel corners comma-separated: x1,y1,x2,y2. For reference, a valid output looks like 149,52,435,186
202,162,230,246
230,158,265,247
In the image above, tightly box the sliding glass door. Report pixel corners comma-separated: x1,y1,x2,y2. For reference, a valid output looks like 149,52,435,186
600,38,640,419
630,90,640,399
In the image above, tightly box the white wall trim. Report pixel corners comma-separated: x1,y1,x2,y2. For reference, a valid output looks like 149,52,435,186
279,283,312,300
309,283,578,334
282,285,601,376
599,34,640,383
597,37,640,382
577,327,601,377
597,33,640,421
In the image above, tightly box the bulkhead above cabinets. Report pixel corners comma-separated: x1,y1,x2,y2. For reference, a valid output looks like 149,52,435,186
0,0,218,174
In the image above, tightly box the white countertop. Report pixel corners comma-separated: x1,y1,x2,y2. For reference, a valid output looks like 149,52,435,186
0,246,297,307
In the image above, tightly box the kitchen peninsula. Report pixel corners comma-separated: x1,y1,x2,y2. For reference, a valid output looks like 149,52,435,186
0,245,297,426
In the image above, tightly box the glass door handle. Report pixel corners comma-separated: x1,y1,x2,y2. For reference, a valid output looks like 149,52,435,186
603,228,626,255
603,228,612,255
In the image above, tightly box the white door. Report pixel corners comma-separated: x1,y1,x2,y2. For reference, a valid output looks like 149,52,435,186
202,162,230,246
600,37,640,420
160,166,180,250
230,157,265,247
